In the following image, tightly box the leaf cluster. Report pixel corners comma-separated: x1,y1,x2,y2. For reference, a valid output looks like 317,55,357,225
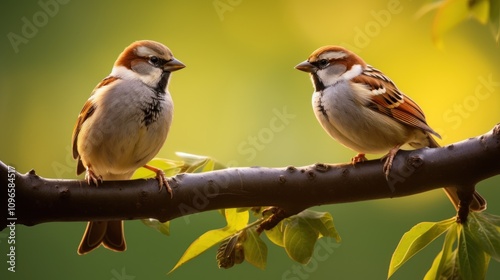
132,153,341,272
419,0,500,44
389,212,500,279
133,153,498,279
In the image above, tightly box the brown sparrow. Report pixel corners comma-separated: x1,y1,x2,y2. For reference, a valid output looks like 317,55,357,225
72,40,185,254
295,45,486,211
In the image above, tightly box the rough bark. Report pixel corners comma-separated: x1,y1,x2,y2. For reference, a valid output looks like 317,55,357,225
1,124,499,230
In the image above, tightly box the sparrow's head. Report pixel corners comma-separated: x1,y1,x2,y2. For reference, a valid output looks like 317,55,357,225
295,46,365,91
113,40,185,91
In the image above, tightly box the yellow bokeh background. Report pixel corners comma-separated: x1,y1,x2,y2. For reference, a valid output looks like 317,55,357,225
1,0,499,279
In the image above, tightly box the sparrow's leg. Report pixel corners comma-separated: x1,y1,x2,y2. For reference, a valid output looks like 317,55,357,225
351,153,367,164
382,145,402,179
85,166,103,185
143,164,173,198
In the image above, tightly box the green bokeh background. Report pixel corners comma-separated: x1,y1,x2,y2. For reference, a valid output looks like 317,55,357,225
1,0,499,279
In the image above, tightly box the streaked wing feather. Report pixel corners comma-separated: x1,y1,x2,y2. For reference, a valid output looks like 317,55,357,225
71,76,119,160
72,100,96,160
354,66,441,138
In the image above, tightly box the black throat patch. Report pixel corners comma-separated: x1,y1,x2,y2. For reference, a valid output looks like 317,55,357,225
142,71,171,126
311,73,325,92
155,71,170,94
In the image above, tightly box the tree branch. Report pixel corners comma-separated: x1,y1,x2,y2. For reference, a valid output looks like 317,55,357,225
2,124,499,230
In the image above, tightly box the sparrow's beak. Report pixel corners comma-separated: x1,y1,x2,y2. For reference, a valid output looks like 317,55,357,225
164,58,186,72
295,60,315,73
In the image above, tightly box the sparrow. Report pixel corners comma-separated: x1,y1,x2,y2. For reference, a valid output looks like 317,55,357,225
295,45,486,211
72,40,185,255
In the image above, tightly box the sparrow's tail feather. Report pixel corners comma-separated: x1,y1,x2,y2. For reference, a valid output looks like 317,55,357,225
77,172,130,255
78,221,126,255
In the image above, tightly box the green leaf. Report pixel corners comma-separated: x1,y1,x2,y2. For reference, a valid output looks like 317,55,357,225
425,251,443,280
458,224,490,280
295,210,341,241
141,219,170,236
489,0,500,41
225,208,250,231
265,210,340,250
481,212,500,227
170,228,232,273
175,152,208,165
388,218,455,279
169,209,249,273
175,152,223,173
424,213,499,279
176,152,211,173
283,217,320,264
132,158,183,179
202,158,215,172
424,223,459,280
418,0,499,43
467,212,500,261
415,0,446,19
277,210,340,264
265,219,285,247
439,249,461,279
424,250,460,280
432,0,470,46
242,227,268,270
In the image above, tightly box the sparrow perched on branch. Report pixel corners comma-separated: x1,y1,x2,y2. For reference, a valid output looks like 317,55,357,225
295,45,485,211
72,40,185,254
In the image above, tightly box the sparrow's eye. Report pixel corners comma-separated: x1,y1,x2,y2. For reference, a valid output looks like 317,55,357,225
317,59,329,68
149,56,160,64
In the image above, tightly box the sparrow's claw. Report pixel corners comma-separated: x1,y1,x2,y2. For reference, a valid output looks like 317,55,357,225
351,153,367,164
85,167,103,186
382,145,401,179
143,164,173,198
155,170,173,198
